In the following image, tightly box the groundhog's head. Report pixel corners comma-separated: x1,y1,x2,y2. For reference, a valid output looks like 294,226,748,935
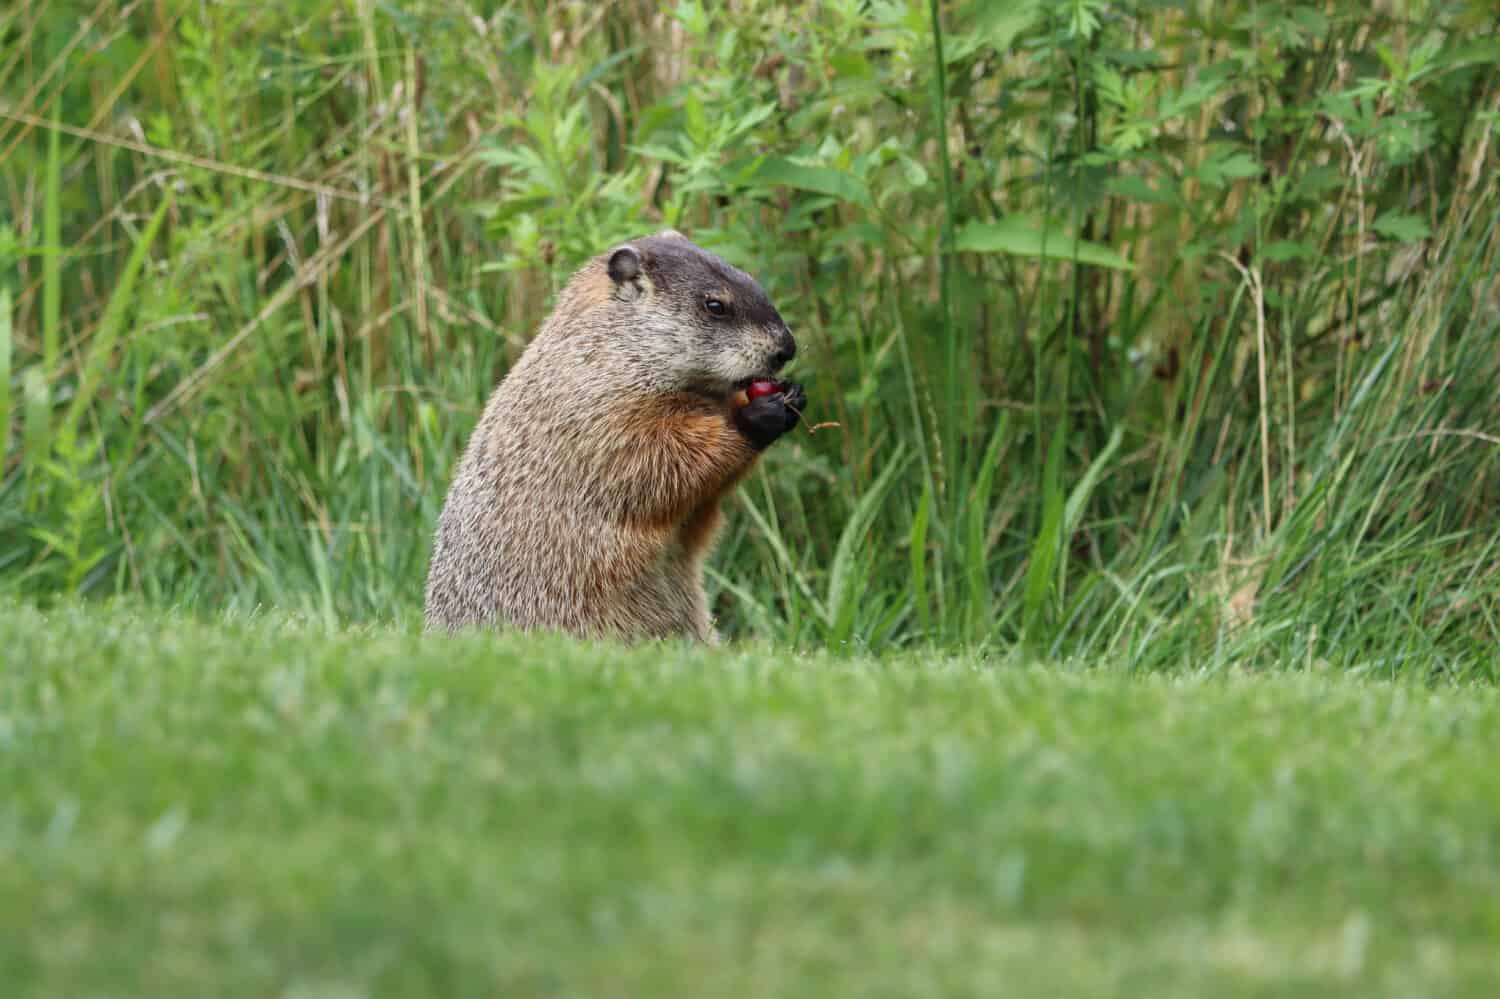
592,230,796,398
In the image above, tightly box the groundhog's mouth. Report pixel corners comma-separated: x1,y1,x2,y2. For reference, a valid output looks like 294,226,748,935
690,376,785,408
727,377,786,409
716,377,760,401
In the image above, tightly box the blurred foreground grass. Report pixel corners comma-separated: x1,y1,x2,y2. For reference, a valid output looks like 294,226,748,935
4,600,1499,997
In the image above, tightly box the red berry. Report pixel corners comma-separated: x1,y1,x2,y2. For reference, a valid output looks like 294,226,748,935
746,379,780,400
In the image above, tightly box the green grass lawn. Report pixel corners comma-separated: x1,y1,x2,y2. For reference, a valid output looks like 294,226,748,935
3,600,1499,997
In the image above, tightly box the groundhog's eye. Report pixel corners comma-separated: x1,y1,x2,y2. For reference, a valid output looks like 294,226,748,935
704,296,731,318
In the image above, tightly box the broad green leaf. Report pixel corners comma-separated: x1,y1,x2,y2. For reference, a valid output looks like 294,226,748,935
829,51,873,80
1159,78,1227,119
1216,154,1263,179
974,0,1042,51
673,0,707,37
1291,6,1330,35
1263,240,1315,263
1197,148,1262,187
751,158,873,209
1291,165,1344,200
1105,174,1179,205
1372,212,1431,243
1447,38,1500,70
956,217,1134,270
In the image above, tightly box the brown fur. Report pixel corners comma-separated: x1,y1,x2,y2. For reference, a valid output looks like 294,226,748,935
423,231,796,642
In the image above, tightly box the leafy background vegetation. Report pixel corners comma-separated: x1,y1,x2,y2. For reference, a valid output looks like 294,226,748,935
3,0,1498,671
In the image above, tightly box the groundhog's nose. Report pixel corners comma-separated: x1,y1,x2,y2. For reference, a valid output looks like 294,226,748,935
771,328,796,370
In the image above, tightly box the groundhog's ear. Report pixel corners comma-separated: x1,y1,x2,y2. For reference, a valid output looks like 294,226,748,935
607,246,642,285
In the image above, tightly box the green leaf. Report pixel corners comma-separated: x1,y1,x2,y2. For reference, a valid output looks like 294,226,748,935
751,158,873,209
730,101,777,139
829,51,873,80
1105,174,1179,205
1263,240,1315,263
973,0,1043,51
1290,6,1329,36
900,156,930,189
673,0,707,37
683,91,707,144
1093,65,1128,108
1446,38,1500,71
1290,165,1344,200
956,216,1134,270
1373,42,1401,77
1196,148,1262,188
1159,78,1227,119
1218,155,1263,179
1372,212,1431,243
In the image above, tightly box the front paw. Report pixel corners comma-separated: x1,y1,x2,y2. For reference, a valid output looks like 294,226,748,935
734,382,806,450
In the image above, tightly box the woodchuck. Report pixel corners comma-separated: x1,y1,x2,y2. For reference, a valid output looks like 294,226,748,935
423,230,805,642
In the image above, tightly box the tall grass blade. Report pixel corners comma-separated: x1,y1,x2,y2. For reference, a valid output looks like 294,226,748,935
1060,426,1124,551
42,114,61,376
909,483,932,639
309,524,339,633
925,0,963,504
1022,429,1066,644
737,493,827,624
22,368,48,497
964,410,1011,640
60,195,171,449
0,284,11,458
826,444,910,643
1054,424,1125,608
